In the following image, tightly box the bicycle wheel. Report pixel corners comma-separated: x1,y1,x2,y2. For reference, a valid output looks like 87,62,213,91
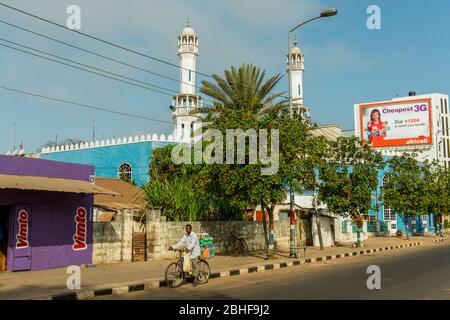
238,240,248,253
197,260,210,284
165,262,184,288
225,237,234,254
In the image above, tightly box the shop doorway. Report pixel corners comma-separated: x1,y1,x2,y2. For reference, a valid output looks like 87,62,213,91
0,206,11,272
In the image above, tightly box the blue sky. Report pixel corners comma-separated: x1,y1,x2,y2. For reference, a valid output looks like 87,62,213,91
1,0,449,153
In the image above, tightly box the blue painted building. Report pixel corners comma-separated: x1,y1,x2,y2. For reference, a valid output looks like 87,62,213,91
367,156,435,236
40,134,176,187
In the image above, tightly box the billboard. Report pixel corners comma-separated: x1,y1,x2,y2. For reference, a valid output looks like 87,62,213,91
358,98,432,148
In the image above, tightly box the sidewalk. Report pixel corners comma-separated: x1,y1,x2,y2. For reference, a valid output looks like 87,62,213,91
0,235,444,300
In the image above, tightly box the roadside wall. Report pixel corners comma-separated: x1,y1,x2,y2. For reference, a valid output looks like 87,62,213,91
146,210,294,260
92,209,140,264
335,216,369,244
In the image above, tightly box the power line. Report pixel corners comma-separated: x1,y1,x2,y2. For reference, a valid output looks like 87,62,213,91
0,85,174,124
0,2,207,77
0,37,180,95
0,42,176,97
0,19,204,93
0,40,339,141
0,2,289,101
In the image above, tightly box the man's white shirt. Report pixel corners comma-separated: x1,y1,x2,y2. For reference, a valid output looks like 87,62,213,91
173,231,201,259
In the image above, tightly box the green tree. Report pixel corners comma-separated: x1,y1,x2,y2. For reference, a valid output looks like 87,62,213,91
422,160,450,235
143,145,242,221
200,63,285,113
317,137,384,247
382,154,426,240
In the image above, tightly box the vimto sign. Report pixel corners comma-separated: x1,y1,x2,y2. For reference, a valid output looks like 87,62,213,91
358,98,432,148
73,207,87,251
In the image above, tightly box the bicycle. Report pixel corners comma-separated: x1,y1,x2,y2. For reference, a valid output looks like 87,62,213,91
165,248,211,288
225,231,249,254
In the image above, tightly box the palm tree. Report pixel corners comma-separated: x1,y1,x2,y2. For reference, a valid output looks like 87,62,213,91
200,64,285,113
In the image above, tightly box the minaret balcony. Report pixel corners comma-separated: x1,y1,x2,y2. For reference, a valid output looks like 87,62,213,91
288,61,304,70
178,44,199,55
172,106,201,117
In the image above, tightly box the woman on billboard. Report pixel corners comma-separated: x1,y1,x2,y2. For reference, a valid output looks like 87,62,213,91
366,109,387,146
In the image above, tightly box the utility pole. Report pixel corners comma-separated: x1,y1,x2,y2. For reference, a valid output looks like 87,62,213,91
286,7,338,258
12,122,16,153
289,185,297,257
92,119,96,142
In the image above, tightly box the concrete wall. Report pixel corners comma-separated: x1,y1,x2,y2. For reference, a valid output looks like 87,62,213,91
311,215,335,247
146,210,294,260
335,216,369,244
92,209,143,264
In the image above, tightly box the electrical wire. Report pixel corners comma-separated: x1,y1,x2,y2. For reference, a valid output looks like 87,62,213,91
0,84,174,124
0,42,177,97
0,37,181,95
0,2,289,101
0,19,204,93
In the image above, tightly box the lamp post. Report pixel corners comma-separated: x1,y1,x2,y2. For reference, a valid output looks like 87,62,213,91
434,128,449,236
288,8,338,117
287,8,338,258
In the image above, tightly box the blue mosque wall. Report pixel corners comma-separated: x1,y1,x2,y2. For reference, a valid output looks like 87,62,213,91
41,140,174,187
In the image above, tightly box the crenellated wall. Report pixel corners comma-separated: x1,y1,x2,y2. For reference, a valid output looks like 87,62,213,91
40,134,178,186
40,133,177,154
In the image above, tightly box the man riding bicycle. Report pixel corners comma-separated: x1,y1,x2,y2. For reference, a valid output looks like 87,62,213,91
169,224,201,287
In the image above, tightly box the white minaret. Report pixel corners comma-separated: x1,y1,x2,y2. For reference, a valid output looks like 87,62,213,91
287,40,310,119
172,21,202,142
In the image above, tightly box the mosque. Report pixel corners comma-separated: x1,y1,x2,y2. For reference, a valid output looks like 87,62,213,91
40,23,307,186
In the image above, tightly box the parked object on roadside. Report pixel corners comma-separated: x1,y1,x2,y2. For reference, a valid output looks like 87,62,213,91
396,230,403,238
225,231,249,254
199,232,215,259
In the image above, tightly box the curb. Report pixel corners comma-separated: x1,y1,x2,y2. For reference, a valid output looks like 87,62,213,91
34,241,422,300
433,237,449,243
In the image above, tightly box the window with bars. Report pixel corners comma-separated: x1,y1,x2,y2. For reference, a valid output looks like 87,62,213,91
382,175,396,222
118,163,132,182
384,207,396,221
447,139,450,158
446,118,449,136
341,221,348,234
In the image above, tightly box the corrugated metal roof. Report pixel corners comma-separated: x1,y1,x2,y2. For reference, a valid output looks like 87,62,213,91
97,211,116,222
94,178,144,211
0,174,118,195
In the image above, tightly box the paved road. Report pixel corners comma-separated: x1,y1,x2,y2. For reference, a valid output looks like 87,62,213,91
95,242,450,300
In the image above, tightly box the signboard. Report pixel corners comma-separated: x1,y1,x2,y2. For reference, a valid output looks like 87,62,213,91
16,210,30,249
73,207,87,251
12,205,32,271
359,98,432,148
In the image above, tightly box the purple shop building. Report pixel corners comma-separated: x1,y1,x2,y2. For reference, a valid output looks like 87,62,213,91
0,155,114,272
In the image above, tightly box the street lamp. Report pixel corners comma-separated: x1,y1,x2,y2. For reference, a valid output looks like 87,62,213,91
287,8,338,258
288,7,338,116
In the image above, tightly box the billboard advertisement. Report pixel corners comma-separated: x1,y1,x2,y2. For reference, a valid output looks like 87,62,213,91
359,98,432,148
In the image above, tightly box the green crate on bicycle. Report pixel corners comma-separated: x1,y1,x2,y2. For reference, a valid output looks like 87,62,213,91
199,233,215,259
